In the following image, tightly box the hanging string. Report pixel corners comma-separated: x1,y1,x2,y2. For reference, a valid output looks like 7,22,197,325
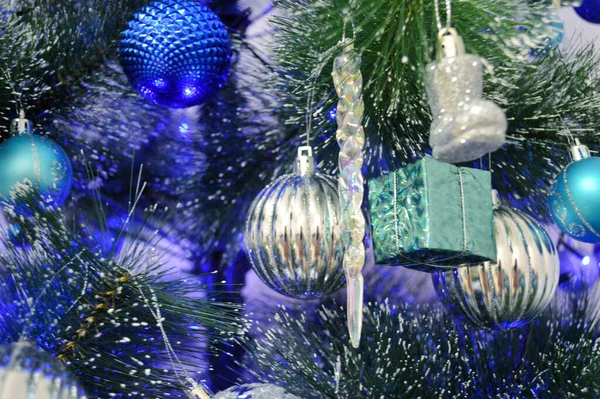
305,88,315,147
434,0,452,31
556,112,576,145
136,284,198,393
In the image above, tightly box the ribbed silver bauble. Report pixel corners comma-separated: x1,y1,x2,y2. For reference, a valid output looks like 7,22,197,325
244,146,345,299
432,192,560,330
212,383,302,399
0,342,87,399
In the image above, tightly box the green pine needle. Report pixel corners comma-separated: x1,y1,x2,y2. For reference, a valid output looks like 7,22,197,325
0,190,245,398
243,295,600,398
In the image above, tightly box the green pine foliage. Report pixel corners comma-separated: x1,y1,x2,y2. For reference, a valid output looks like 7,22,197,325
0,0,154,125
243,295,600,398
0,191,244,398
267,0,600,219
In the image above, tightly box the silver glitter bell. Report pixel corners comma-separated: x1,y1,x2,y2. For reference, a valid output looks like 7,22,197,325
426,28,507,164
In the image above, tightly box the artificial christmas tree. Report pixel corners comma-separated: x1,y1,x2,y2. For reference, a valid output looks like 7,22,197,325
0,0,598,398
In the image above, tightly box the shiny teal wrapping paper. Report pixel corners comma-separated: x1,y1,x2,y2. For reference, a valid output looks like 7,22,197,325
368,157,496,272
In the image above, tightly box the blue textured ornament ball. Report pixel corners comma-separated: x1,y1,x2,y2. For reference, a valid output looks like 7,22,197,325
120,0,231,108
575,0,600,24
549,156,600,243
0,134,73,214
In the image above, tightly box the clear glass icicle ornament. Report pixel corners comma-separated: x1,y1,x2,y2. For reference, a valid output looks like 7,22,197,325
333,38,367,349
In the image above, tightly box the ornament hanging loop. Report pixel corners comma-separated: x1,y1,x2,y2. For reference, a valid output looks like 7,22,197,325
434,0,452,30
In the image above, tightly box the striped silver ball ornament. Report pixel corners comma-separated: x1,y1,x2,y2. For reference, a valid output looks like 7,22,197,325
0,342,87,399
244,146,345,299
213,384,302,399
432,193,560,330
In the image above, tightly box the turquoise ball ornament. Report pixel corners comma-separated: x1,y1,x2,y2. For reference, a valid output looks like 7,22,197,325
549,140,600,243
0,117,73,214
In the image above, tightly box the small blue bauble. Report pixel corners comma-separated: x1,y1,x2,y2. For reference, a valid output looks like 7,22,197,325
120,0,231,108
549,156,600,244
0,133,73,214
575,0,600,24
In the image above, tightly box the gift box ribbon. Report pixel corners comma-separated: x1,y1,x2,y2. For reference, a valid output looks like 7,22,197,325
392,166,468,267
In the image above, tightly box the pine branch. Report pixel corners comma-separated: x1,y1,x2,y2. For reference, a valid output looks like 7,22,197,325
0,191,245,398
267,0,600,220
243,295,600,398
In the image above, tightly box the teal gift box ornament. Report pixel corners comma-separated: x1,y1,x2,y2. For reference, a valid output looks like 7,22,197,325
368,157,496,273
549,139,600,244
0,113,73,215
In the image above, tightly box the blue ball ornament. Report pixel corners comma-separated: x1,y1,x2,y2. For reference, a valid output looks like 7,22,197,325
549,141,600,243
0,124,73,214
120,0,231,108
575,0,600,24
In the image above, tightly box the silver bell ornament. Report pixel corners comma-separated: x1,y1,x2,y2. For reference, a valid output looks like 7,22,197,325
432,191,560,330
244,146,345,299
425,28,507,164
0,341,87,399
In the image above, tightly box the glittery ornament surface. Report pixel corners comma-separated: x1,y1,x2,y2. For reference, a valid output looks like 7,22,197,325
575,0,600,24
0,342,87,399
213,383,302,399
432,204,559,330
333,42,366,348
244,149,345,299
368,157,495,272
426,53,506,163
120,0,231,108
0,132,73,214
549,156,600,243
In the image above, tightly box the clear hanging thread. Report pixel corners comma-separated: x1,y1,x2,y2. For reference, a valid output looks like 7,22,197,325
434,0,452,30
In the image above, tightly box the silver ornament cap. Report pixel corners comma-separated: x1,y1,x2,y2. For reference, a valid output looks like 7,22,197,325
569,138,591,162
187,384,212,399
10,110,33,136
294,146,316,175
437,27,466,60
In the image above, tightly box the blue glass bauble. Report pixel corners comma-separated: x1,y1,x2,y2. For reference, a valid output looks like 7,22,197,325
120,0,231,108
0,134,73,214
549,157,600,243
575,0,600,24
